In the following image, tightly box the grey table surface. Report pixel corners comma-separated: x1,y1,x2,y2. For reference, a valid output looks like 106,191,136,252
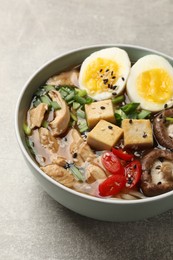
1,0,173,259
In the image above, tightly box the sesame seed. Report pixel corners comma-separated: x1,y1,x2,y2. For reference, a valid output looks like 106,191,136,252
106,69,109,72
157,181,162,185
100,106,106,110
122,77,125,81
129,119,133,124
103,79,108,84
112,85,117,90
100,69,103,72
143,132,147,138
155,165,161,170
164,104,168,109
108,125,113,129
112,76,116,79
112,92,117,96
73,153,78,158
111,71,114,76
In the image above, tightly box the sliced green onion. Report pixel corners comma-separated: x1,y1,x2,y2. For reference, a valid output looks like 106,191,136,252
115,109,127,119
59,89,68,98
41,120,49,128
85,97,93,104
79,123,88,133
65,92,75,102
33,98,41,107
44,85,55,92
70,112,77,121
74,95,86,105
50,101,61,110
165,117,173,123
77,109,86,119
121,102,140,115
112,95,125,104
67,100,74,105
138,110,151,119
70,165,84,182
40,95,52,105
35,88,45,97
76,89,87,97
114,113,122,127
73,102,80,110
23,123,31,135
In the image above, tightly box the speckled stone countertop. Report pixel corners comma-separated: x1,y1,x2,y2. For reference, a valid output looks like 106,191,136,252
1,0,173,259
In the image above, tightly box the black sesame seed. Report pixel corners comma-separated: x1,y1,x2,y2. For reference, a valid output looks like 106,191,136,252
100,69,103,72
129,119,133,124
106,69,109,72
103,79,108,84
112,76,116,79
157,181,162,185
112,85,117,90
64,162,70,169
122,77,125,81
112,92,117,96
133,164,137,169
64,137,67,141
143,132,147,138
73,152,78,158
100,106,106,110
111,71,114,76
108,125,113,129
164,104,168,109
155,165,161,170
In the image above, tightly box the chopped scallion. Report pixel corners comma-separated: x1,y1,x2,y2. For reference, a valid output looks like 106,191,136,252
23,123,31,135
112,95,125,104
165,117,173,123
76,89,87,97
138,110,151,119
65,92,75,102
44,85,55,92
50,101,61,110
73,102,80,110
40,95,52,106
41,120,49,128
77,109,86,119
70,112,77,121
70,165,84,182
74,95,86,105
121,102,140,115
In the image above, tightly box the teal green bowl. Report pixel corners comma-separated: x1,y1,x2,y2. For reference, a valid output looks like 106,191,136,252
15,44,173,222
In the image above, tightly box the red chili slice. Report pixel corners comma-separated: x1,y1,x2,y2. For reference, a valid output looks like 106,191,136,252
125,160,142,188
99,174,126,197
101,151,124,175
112,148,134,161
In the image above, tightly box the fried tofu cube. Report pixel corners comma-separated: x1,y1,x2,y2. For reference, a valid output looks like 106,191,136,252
122,119,153,148
87,119,123,151
85,100,115,129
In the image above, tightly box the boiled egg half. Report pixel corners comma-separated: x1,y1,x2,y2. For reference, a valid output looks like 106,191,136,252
126,55,173,112
79,47,131,100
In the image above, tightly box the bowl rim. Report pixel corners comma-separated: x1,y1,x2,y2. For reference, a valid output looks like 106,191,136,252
15,43,173,205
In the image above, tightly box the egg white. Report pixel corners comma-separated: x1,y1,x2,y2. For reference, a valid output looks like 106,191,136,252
79,47,131,100
126,55,173,112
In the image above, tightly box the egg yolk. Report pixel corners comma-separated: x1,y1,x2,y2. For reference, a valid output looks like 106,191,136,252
82,58,120,94
137,68,173,103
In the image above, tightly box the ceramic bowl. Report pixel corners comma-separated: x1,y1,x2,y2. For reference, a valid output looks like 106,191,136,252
15,44,173,221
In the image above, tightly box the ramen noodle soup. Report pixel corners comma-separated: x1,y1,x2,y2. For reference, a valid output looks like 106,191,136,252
23,48,173,200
